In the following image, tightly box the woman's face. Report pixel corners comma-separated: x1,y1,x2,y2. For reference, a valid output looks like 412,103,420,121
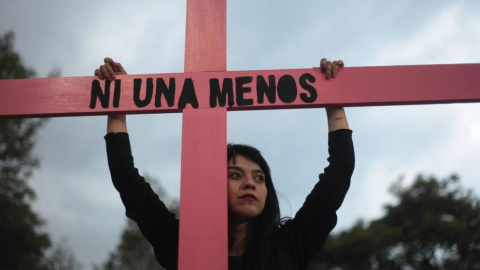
227,154,267,222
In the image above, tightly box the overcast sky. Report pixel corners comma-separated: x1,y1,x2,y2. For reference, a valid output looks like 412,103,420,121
1,0,479,269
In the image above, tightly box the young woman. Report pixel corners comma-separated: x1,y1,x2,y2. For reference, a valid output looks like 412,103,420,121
98,58,354,270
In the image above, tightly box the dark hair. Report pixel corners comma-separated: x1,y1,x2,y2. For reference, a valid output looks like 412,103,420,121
227,143,280,226
228,144,295,269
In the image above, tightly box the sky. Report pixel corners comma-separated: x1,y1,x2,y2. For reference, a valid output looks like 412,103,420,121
1,0,480,268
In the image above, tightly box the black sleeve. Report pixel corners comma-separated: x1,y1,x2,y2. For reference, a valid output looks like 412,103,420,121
279,129,355,268
105,132,179,270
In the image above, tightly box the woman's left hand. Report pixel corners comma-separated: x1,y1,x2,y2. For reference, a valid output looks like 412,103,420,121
320,58,349,131
320,58,344,80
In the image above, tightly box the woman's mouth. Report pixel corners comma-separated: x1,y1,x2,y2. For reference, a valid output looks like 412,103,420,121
240,194,257,201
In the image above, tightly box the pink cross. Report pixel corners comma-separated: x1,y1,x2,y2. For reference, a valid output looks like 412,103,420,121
1,0,479,269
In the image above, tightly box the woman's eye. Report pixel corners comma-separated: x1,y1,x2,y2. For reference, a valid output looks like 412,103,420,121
230,172,241,179
255,175,265,182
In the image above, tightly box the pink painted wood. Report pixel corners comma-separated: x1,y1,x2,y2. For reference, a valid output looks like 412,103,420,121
179,0,227,269
184,0,226,72
1,64,479,118
179,108,227,270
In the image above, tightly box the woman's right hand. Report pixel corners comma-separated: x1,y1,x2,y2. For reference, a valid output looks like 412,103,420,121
95,57,127,81
96,57,128,133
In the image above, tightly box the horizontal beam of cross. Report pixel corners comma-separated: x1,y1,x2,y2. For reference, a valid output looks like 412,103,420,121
1,64,479,118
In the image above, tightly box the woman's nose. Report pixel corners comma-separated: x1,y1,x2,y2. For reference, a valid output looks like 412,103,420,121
243,175,256,190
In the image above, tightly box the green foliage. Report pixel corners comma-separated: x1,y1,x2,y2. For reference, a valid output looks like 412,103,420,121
315,174,480,270
0,31,35,80
101,220,165,270
97,176,179,270
0,31,51,270
43,239,83,270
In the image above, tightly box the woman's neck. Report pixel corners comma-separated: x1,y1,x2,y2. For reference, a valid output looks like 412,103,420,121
229,221,249,256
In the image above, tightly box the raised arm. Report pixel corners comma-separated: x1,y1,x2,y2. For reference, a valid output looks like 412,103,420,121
98,58,179,269
95,57,128,133
278,58,353,268
320,58,349,132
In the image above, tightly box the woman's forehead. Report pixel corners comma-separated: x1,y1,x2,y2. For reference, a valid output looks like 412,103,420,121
228,154,261,169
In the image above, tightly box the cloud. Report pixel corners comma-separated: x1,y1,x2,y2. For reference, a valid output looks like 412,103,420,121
373,3,480,65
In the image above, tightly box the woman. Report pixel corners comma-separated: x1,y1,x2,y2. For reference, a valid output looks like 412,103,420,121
98,58,354,270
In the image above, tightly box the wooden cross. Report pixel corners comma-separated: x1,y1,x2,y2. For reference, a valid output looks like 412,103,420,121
1,0,479,269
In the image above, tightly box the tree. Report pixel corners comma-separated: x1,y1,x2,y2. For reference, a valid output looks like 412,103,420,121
97,176,179,270
0,31,51,270
44,239,83,270
314,174,480,270
0,32,35,79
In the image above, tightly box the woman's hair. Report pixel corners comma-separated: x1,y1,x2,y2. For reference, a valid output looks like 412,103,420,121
227,143,280,226
228,144,295,269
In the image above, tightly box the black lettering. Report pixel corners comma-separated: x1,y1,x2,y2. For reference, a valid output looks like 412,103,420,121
90,80,110,109
178,78,199,109
277,75,297,103
209,78,234,108
299,73,317,103
133,78,153,108
256,75,276,104
113,80,121,108
235,76,254,106
155,78,176,108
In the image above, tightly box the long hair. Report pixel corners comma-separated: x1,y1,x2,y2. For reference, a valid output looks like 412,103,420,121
227,144,296,269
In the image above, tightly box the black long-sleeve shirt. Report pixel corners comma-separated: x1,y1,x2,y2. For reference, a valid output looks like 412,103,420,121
105,129,354,270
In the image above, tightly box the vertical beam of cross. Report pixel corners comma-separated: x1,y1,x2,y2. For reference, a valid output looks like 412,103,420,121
178,0,227,269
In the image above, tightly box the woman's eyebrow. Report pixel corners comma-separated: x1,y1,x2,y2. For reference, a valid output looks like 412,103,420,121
228,166,264,174
228,166,243,171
